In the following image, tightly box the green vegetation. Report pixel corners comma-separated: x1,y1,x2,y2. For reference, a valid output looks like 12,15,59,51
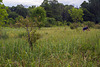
68,7,84,23
0,4,8,26
0,0,100,67
0,27,100,67
1,0,100,28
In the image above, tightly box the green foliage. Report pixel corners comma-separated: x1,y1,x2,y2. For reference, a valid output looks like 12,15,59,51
68,7,84,23
82,8,95,21
8,12,18,19
8,18,15,25
9,16,24,28
30,30,41,43
81,1,89,9
14,23,23,28
36,22,44,29
41,0,64,21
88,0,100,22
43,18,66,27
0,27,100,66
43,17,56,27
41,0,53,17
70,23,79,29
29,6,46,28
31,6,46,22
16,16,41,49
15,5,28,18
15,16,24,23
83,21,95,28
0,4,8,26
56,21,63,26
81,0,100,23
66,22,71,26
62,5,73,22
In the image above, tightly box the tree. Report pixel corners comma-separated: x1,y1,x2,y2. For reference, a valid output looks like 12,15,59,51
15,4,28,18
88,0,100,23
81,0,100,23
51,3,64,21
62,5,73,22
43,17,56,27
81,1,89,10
41,0,53,17
80,1,95,22
9,6,17,12
0,4,8,26
8,12,18,19
30,7,46,28
31,7,46,22
9,4,28,18
15,16,40,50
82,8,95,21
41,0,64,21
68,7,84,23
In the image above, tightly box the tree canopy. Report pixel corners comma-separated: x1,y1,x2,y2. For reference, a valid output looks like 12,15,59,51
0,0,100,27
31,7,46,22
0,4,8,26
68,7,84,23
81,0,100,23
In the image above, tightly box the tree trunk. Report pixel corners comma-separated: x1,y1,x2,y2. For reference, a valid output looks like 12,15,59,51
26,27,33,50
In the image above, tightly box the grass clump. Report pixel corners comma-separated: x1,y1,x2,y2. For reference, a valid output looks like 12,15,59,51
0,29,8,39
70,23,79,29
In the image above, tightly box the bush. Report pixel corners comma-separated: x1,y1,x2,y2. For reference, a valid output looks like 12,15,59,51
94,24,100,29
43,17,56,27
83,21,95,28
70,23,79,29
8,18,16,25
30,30,41,43
56,21,63,26
37,22,44,29
14,23,23,28
67,22,71,26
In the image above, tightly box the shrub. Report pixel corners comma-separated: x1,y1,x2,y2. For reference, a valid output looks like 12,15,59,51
56,21,63,26
94,24,100,29
14,23,23,28
67,22,71,26
30,30,41,43
83,21,95,28
43,17,56,27
8,18,16,25
70,23,79,29
37,22,44,29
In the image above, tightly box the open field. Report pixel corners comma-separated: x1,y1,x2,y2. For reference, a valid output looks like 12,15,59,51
0,27,100,67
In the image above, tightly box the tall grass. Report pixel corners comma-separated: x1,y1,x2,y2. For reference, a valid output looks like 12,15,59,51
0,27,100,67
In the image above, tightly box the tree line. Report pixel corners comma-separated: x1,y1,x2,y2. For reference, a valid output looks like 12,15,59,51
0,0,100,27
